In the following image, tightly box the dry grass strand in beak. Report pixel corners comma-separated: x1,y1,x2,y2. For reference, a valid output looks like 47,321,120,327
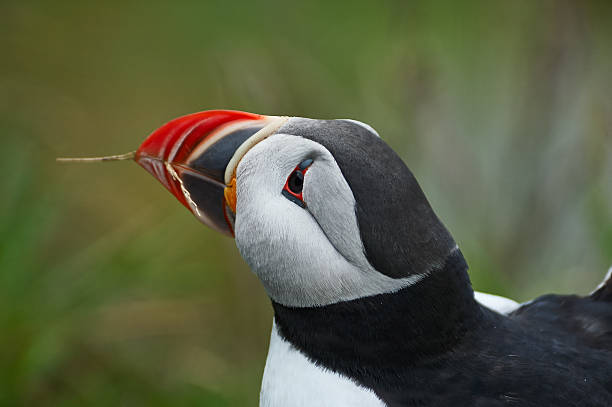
56,151,136,163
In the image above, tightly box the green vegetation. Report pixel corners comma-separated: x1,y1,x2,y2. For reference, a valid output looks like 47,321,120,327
1,1,611,405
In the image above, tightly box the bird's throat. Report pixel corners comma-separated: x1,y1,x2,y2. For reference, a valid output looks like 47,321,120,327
272,250,482,379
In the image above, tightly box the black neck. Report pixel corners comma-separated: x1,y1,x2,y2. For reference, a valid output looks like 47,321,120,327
272,250,482,382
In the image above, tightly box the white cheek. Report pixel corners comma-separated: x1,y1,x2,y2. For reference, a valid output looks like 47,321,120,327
234,195,348,305
233,134,321,280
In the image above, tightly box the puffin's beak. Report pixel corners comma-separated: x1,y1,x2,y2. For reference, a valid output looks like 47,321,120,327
135,110,287,236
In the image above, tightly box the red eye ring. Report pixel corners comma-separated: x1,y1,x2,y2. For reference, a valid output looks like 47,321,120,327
282,159,313,207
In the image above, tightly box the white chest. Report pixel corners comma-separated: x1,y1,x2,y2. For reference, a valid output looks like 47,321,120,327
259,322,385,407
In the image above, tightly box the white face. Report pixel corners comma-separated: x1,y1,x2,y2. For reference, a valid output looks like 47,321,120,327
234,128,424,307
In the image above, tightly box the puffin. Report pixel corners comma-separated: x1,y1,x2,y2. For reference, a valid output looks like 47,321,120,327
132,110,612,406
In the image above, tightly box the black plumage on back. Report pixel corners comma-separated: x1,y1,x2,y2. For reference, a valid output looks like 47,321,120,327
510,273,612,351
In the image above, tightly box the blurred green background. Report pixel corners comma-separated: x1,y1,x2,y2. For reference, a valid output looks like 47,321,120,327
1,0,611,405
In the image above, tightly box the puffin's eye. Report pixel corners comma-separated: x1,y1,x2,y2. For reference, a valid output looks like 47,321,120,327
287,171,304,194
282,159,313,208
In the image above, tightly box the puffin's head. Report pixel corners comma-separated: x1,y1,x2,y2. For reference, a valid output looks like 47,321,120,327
136,110,458,307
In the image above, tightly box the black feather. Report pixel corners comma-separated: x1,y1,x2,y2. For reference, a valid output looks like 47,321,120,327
510,293,612,351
